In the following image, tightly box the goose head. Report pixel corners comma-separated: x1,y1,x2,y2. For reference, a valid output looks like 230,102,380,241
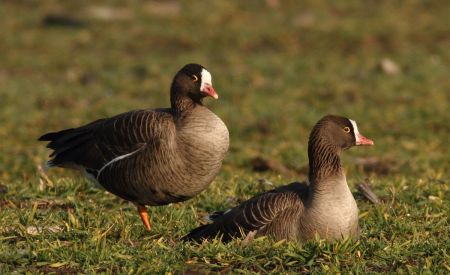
310,115,374,152
171,63,218,103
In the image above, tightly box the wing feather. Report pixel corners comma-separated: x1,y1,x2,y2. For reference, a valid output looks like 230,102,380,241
39,109,174,173
183,182,307,242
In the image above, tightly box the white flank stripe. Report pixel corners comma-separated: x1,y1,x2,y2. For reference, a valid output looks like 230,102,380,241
97,147,144,178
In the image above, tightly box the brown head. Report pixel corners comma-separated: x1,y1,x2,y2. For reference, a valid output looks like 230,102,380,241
309,115,374,152
308,115,374,181
170,64,218,106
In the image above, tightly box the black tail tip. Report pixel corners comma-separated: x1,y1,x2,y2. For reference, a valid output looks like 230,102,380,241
38,128,76,141
181,224,211,243
181,233,200,243
38,132,53,141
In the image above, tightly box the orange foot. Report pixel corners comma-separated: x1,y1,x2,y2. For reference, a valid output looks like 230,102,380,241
137,204,151,231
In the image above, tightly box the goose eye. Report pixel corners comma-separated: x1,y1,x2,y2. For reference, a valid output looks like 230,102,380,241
191,75,199,82
343,126,351,133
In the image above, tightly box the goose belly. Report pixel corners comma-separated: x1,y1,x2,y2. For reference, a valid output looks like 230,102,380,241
95,143,225,206
302,187,359,240
306,200,359,240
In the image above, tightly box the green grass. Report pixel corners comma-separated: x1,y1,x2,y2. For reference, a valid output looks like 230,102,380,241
0,0,449,273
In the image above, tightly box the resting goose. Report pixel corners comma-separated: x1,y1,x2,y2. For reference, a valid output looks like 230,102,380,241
39,63,229,230
183,115,373,242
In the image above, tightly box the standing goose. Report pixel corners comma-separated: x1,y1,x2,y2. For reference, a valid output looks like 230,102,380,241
39,63,229,231
183,115,373,242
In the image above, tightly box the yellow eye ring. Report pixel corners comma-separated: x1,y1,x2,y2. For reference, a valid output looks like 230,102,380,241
343,126,351,133
191,75,199,82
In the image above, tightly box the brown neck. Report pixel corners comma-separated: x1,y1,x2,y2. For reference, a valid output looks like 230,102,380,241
308,133,343,186
170,83,201,118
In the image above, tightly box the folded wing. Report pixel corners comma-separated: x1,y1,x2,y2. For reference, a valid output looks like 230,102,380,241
38,109,174,177
183,182,307,242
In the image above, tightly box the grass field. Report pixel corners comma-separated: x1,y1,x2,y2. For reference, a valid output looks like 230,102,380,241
0,0,449,273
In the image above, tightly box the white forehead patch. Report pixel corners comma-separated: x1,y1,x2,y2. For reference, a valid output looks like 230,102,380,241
200,68,212,90
349,119,360,143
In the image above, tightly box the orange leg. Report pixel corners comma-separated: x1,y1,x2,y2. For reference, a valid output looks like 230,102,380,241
137,204,151,231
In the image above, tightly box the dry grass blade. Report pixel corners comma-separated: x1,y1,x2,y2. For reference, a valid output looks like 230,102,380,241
37,164,54,188
241,230,258,247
